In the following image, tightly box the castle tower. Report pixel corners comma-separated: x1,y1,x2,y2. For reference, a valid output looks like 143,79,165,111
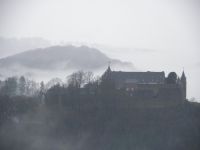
181,71,186,100
102,64,112,81
100,64,115,92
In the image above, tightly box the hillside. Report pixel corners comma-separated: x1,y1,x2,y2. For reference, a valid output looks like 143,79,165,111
0,70,199,150
0,45,134,79
0,97,200,150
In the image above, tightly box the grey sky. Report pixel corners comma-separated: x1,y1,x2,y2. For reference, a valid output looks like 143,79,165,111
0,0,200,100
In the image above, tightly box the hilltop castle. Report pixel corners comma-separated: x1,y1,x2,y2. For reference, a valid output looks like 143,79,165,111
102,66,186,105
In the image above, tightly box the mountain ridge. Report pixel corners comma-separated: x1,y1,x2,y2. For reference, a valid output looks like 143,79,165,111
0,45,134,80
0,45,134,70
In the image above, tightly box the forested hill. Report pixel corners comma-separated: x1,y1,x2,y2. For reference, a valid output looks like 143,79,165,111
0,45,133,71
0,94,200,150
0,71,199,150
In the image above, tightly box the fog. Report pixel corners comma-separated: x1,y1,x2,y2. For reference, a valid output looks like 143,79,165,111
0,37,51,58
0,0,199,100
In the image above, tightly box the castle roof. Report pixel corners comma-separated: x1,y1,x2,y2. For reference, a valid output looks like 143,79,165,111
111,71,165,85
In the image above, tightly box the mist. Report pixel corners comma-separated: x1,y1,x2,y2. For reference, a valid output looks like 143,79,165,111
0,1,200,149
0,0,199,100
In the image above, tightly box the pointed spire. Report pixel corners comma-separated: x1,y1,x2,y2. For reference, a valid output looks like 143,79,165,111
101,62,112,81
180,69,186,100
107,61,111,72
181,70,186,80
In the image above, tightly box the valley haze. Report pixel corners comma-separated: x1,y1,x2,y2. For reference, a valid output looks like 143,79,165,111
0,0,199,99
0,1,200,150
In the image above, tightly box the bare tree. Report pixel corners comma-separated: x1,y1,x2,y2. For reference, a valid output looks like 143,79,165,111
67,70,86,89
46,78,63,89
84,71,94,84
25,79,39,96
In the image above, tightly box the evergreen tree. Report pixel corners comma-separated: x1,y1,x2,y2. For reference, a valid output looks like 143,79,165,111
166,72,177,84
1,77,18,96
18,76,26,95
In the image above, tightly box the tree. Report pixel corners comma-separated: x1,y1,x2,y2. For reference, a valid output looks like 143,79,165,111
18,76,26,95
46,78,63,89
67,71,86,89
1,77,18,96
84,71,94,84
39,81,45,95
46,84,62,107
166,72,177,84
25,79,38,96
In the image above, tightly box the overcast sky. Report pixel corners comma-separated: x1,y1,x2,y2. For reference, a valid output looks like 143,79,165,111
0,0,199,100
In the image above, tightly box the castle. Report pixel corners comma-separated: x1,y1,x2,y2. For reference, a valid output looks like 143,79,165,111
102,66,187,105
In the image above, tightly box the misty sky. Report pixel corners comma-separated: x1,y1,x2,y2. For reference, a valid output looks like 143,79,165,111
0,0,200,100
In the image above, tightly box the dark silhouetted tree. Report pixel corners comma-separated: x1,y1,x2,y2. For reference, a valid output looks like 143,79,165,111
46,78,63,89
45,84,64,109
1,77,17,96
18,76,26,95
25,79,38,96
166,72,177,84
67,71,86,89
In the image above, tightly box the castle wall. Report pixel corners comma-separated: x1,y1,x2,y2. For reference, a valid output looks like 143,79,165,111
114,83,185,108
77,81,186,110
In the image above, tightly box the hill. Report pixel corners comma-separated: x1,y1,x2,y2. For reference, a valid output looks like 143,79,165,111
0,96,200,150
0,45,134,80
0,45,133,70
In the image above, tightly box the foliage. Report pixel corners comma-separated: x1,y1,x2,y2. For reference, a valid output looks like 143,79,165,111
166,72,177,84
0,70,199,150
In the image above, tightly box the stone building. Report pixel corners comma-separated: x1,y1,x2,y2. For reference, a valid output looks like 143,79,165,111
102,66,187,101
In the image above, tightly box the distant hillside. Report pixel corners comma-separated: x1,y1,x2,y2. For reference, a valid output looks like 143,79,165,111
0,45,133,70
0,45,134,80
